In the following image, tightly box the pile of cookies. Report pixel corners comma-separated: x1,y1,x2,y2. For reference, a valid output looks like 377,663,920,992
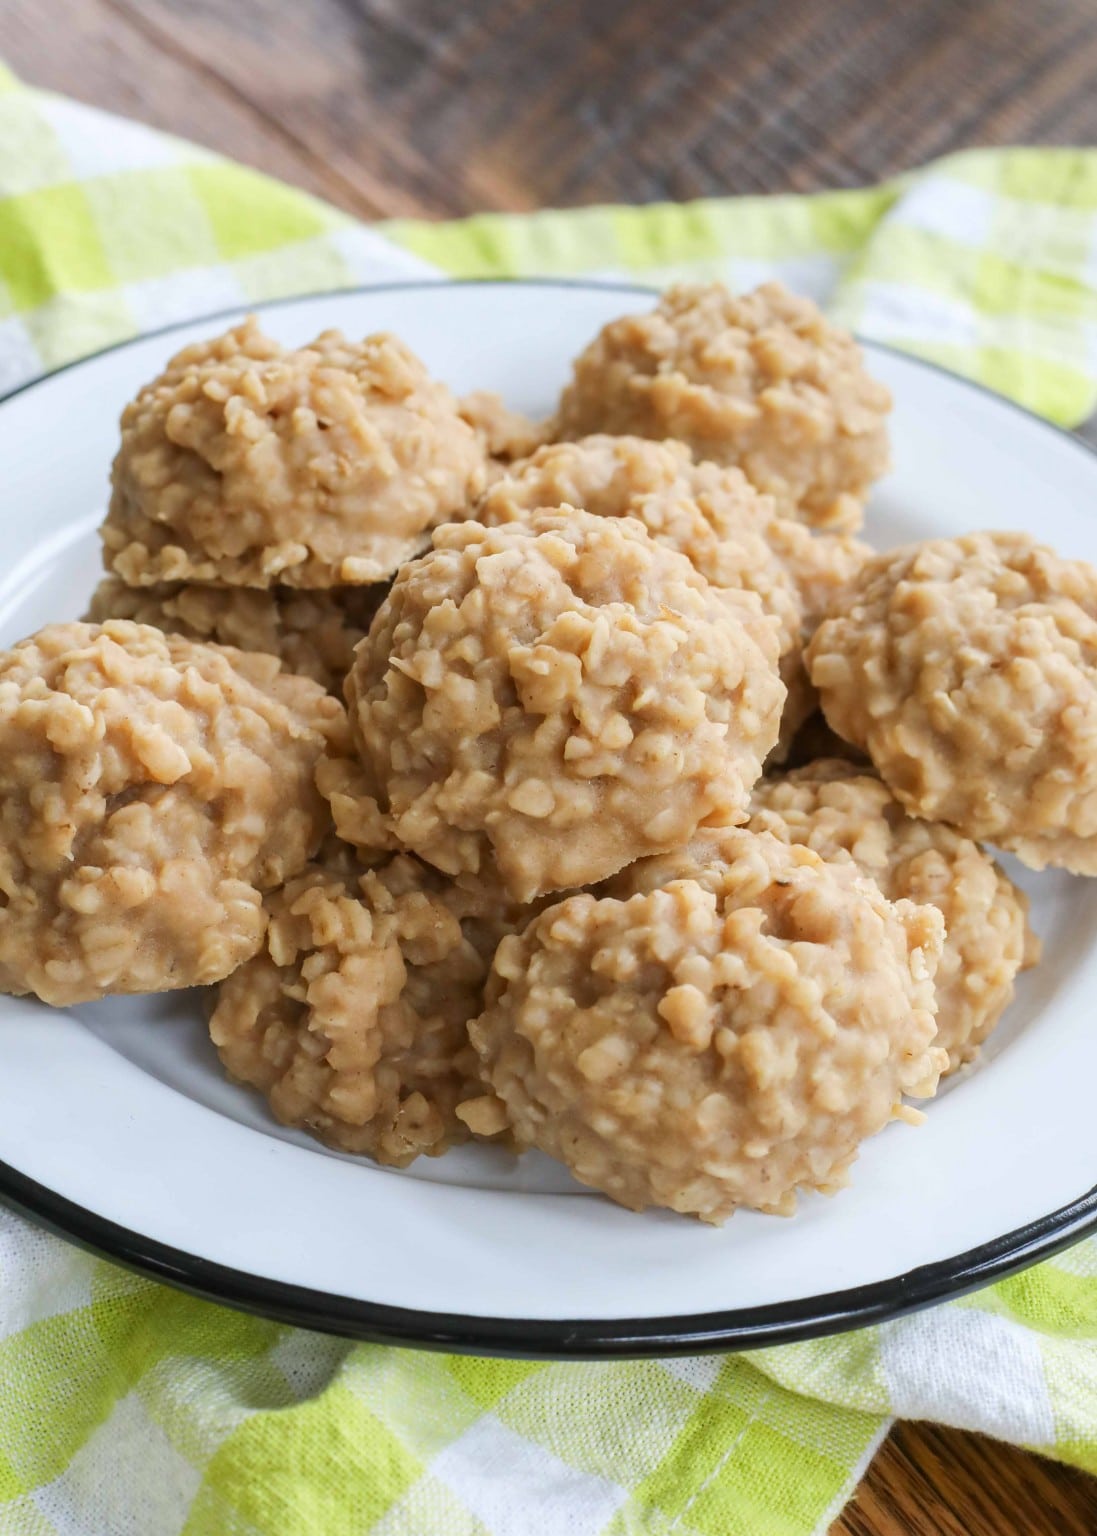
6,279,1089,1225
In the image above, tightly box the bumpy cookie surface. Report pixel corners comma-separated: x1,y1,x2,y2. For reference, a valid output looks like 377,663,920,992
479,434,802,651
328,508,785,901
87,575,386,694
210,853,520,1166
748,762,1036,1070
806,533,1097,873
103,318,485,589
0,621,341,1005
553,282,890,531
478,434,868,761
469,830,944,1222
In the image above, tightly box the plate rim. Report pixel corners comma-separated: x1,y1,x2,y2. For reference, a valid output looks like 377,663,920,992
3,1155,1095,1358
4,275,1097,1359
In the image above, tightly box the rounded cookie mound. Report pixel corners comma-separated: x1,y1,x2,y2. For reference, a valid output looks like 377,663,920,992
334,508,785,901
479,434,803,656
478,433,868,761
0,621,341,1005
553,282,890,531
103,318,485,590
469,830,944,1222
210,853,518,1166
806,533,1097,873
87,575,387,694
748,761,1036,1069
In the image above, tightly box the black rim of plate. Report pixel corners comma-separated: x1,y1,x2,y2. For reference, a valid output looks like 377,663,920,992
2,276,1097,1360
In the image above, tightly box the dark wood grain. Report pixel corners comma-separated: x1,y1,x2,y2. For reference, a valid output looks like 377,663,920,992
6,0,1097,218
4,1,1097,1531
839,1423,1097,1536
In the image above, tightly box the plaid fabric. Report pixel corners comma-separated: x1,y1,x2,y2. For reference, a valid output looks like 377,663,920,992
1,61,1096,1535
5,64,1097,426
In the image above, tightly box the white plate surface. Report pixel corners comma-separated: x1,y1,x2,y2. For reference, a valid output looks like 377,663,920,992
0,279,1095,1355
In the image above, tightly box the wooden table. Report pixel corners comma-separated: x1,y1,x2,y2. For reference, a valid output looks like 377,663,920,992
5,1,1097,1530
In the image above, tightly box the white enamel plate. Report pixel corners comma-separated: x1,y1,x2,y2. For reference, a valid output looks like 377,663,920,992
1,280,1095,1357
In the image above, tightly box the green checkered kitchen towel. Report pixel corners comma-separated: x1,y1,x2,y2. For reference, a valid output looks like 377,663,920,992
2,61,1097,1536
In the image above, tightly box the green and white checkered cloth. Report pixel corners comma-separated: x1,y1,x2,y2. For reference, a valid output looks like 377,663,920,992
1,60,1096,1536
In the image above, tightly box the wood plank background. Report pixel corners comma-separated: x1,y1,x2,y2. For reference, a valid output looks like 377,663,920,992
5,1,1097,1531
7,0,1097,216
